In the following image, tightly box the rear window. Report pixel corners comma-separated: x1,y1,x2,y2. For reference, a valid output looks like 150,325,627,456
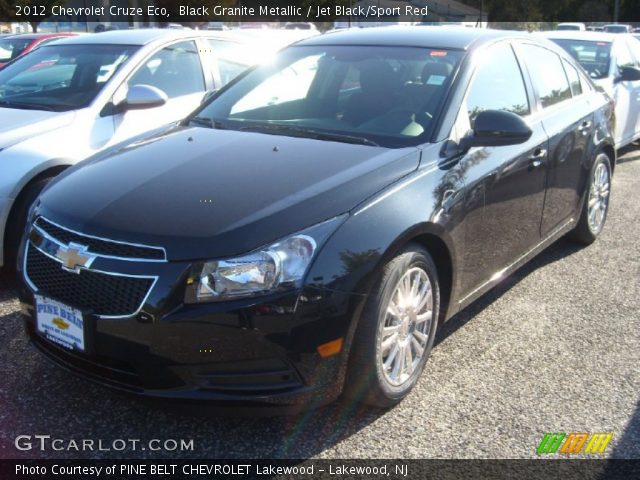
563,60,583,96
551,39,612,80
0,38,32,62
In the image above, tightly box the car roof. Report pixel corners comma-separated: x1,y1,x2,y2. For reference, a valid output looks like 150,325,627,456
51,29,246,47
3,32,76,40
538,30,622,43
297,26,526,51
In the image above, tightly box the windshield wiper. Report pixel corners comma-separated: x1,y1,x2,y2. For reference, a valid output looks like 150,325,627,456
239,124,379,147
189,116,225,129
0,100,57,111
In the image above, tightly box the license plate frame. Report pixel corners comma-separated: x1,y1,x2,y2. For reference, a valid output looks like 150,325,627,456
35,295,85,353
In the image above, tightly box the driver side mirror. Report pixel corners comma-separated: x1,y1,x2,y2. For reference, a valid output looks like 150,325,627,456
122,84,168,111
615,66,640,83
459,110,532,152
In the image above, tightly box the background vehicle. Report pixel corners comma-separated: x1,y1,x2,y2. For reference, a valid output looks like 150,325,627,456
284,22,318,31
0,33,77,69
603,24,633,33
18,27,615,409
542,31,640,148
0,29,284,271
556,22,586,31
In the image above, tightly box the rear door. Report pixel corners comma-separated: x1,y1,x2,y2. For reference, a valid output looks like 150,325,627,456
455,41,549,294
516,43,595,236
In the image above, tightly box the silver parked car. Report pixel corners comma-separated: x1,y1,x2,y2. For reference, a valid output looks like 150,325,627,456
0,29,281,270
541,31,640,149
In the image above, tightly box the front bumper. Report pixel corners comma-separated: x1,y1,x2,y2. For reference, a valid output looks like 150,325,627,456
19,231,361,407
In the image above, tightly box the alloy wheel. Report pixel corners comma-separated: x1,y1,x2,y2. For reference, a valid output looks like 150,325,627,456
587,160,610,234
378,267,433,387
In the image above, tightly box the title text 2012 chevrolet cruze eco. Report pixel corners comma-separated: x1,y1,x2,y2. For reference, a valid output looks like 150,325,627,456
19,28,615,409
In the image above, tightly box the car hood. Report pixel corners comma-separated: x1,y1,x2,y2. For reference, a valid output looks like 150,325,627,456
0,108,75,149
38,125,420,261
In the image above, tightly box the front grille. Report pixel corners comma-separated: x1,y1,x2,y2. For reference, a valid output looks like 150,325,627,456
35,217,165,260
25,244,154,317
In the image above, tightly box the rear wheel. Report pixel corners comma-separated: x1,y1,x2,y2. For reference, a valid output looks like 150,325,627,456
4,178,51,272
568,153,611,244
344,245,440,408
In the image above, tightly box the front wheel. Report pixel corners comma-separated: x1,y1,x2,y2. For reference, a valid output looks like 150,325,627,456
568,153,612,244
344,245,440,408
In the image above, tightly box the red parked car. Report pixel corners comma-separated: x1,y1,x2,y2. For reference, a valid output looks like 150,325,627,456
0,33,77,69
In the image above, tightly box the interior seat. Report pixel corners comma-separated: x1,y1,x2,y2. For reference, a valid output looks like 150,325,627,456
342,61,403,126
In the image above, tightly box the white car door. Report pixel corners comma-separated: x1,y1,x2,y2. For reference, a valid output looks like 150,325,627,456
626,36,640,140
611,39,640,146
107,40,208,146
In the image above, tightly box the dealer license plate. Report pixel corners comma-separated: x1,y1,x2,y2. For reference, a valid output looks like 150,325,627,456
35,295,85,352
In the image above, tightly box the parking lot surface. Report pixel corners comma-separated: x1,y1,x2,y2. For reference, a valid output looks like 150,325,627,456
0,149,638,460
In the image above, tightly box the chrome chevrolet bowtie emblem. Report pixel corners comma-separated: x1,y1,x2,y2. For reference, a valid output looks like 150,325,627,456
55,243,95,273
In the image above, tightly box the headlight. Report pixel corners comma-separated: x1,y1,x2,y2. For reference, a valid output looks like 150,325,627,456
185,216,345,303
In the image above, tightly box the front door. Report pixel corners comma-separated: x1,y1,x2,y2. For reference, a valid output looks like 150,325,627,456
107,40,208,147
455,41,549,295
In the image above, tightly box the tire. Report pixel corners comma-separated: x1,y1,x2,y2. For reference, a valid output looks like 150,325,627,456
344,244,440,408
568,152,612,245
3,178,51,272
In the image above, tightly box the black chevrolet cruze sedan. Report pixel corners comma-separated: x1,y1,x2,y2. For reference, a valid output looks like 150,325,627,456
18,27,614,409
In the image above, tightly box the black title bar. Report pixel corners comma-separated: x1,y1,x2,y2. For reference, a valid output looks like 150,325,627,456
1,459,640,480
2,0,639,24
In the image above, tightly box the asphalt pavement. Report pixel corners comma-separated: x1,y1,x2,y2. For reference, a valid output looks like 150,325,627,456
0,148,638,460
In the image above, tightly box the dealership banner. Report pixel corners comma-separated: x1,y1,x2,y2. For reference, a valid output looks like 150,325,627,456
0,0,639,24
2,459,640,479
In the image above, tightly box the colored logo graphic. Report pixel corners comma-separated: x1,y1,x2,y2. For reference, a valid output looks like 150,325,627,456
537,432,613,455
52,317,70,330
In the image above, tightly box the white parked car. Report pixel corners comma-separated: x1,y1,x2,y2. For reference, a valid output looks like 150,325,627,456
541,31,640,149
603,24,633,34
556,22,586,31
0,29,284,270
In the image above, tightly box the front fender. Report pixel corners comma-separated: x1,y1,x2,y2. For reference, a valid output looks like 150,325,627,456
303,144,467,352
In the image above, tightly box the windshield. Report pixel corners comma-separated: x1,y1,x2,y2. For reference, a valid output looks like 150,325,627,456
195,45,464,148
557,25,581,31
551,39,612,79
0,44,138,112
0,38,33,62
604,25,628,33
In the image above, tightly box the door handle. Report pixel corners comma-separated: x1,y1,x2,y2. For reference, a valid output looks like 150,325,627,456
578,121,592,133
529,148,546,169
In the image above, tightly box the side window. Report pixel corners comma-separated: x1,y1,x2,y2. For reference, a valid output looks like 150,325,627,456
627,38,640,66
563,60,583,96
206,39,254,88
466,42,530,123
128,41,204,98
520,44,572,109
613,41,635,69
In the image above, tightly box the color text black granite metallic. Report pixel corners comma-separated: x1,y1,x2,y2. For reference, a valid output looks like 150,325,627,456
18,27,615,409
